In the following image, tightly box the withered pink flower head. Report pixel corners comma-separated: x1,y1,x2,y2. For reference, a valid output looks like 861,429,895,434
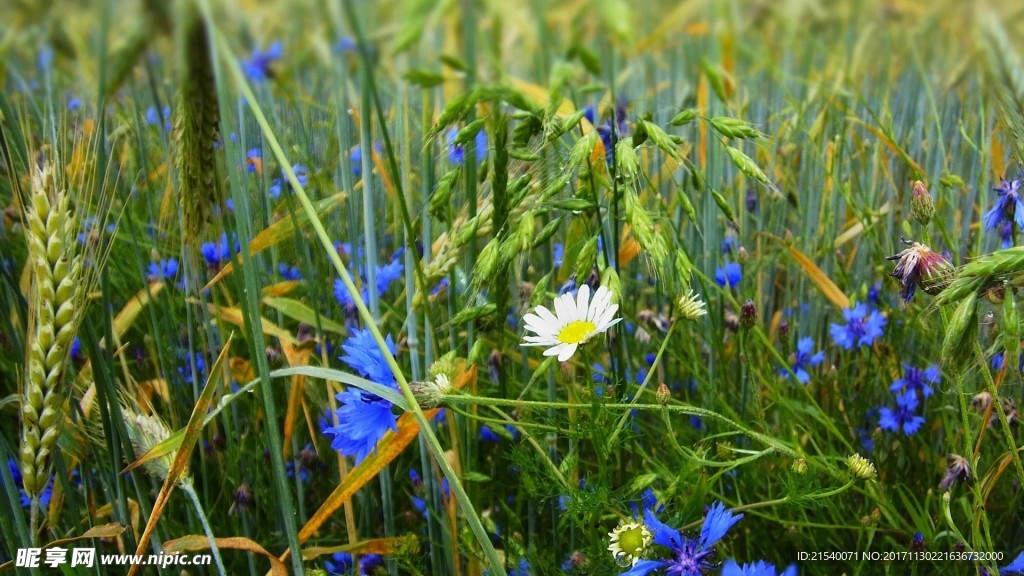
886,238,953,303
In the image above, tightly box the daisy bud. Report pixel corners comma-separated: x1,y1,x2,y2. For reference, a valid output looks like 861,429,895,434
791,458,808,475
740,299,757,330
886,238,953,302
847,453,877,480
656,383,670,405
411,373,455,408
911,180,935,225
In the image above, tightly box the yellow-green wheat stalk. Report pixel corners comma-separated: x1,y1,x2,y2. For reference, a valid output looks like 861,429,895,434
19,162,86,498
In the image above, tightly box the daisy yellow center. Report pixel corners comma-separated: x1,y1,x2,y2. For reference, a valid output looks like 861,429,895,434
616,526,646,556
558,320,596,344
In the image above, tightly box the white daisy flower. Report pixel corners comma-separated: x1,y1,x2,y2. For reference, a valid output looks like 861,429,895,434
521,284,621,362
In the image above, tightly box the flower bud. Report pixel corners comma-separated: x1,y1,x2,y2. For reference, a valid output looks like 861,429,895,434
791,458,808,475
740,299,757,330
676,289,707,321
911,180,935,225
847,453,877,480
656,383,671,405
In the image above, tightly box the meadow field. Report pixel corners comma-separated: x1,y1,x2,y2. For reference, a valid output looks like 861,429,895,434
1,0,1024,574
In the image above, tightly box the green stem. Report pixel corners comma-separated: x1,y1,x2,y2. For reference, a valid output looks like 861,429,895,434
606,320,678,450
182,480,227,576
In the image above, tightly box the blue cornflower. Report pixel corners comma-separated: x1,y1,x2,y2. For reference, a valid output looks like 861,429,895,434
200,233,237,269
890,364,939,399
242,41,282,82
553,243,565,267
334,37,357,53
622,502,743,576
333,256,403,309
829,302,886,350
145,106,172,132
324,329,400,462
333,278,369,308
285,461,310,483
70,337,85,362
999,220,1015,249
480,425,501,443
722,237,737,254
999,551,1024,574
269,164,309,198
628,488,664,517
867,281,883,307
245,148,262,173
324,388,397,463
984,177,1024,231
509,558,532,576
178,351,208,386
878,390,926,436
430,278,449,297
446,127,488,165
721,560,798,576
714,262,742,288
67,97,82,111
781,337,825,383
38,45,54,71
147,258,179,282
340,328,397,386
376,258,404,295
278,263,302,281
350,146,363,177
324,552,353,575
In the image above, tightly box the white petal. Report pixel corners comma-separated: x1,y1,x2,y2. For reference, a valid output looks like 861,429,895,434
557,343,578,362
588,287,610,322
555,292,576,323
542,344,566,357
575,284,591,321
523,313,549,333
535,305,559,326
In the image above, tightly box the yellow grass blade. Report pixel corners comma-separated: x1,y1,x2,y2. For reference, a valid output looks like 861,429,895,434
786,244,850,310
163,536,288,576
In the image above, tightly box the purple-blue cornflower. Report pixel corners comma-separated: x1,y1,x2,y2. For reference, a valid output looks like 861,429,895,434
446,127,488,165
781,337,825,384
67,97,82,111
147,258,179,282
715,262,742,288
998,551,1024,574
622,502,743,576
829,302,886,350
145,105,172,132
278,263,302,281
323,329,399,462
269,164,309,198
245,148,262,173
242,41,282,82
999,220,1015,249
984,177,1024,232
878,390,926,436
721,560,798,576
890,364,939,399
200,233,237,270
